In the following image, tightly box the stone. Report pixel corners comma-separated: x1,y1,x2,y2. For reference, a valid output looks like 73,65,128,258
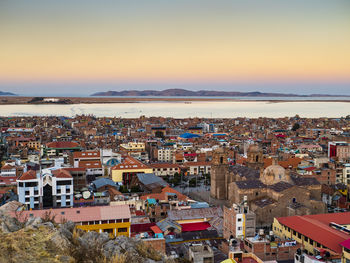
50,230,71,251
3,216,21,232
25,217,42,228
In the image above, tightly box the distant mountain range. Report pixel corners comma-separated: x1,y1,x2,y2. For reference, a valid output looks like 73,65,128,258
91,89,346,97
0,91,16,96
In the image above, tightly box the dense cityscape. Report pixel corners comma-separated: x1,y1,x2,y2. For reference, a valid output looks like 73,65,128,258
0,114,350,262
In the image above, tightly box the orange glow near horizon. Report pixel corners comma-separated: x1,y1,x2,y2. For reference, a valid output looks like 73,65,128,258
0,1,349,84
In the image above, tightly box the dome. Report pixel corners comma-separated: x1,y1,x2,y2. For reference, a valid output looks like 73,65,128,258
261,164,289,185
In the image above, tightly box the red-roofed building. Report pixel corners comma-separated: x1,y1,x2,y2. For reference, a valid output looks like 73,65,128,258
141,186,189,222
273,212,350,256
45,141,80,157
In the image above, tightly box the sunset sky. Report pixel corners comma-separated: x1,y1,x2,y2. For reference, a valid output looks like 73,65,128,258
0,0,349,96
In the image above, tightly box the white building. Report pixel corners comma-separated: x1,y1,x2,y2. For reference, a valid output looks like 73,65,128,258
17,169,73,209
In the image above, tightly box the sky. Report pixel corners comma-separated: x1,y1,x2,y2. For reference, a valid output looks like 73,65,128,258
0,0,349,96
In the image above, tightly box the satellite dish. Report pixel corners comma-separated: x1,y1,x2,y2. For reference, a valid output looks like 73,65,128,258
75,194,82,199
82,191,91,200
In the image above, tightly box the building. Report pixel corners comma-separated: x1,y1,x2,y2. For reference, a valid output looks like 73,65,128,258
157,148,175,162
0,164,17,177
188,244,214,263
120,142,148,161
44,141,80,157
150,163,180,177
111,156,153,185
211,148,325,227
17,169,73,209
18,205,131,237
340,239,350,263
328,142,350,161
243,234,301,262
72,151,101,167
184,161,211,176
223,202,256,239
273,212,350,256
343,164,350,185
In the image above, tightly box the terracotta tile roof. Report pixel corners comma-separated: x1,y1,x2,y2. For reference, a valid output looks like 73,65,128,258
150,225,162,234
0,176,17,186
52,169,72,179
276,212,350,254
46,141,80,149
1,164,15,170
264,157,302,169
18,170,37,181
78,160,102,169
112,156,149,170
16,205,130,223
73,151,100,159
140,186,188,202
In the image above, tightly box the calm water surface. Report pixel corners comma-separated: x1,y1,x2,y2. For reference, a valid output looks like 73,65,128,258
0,101,349,118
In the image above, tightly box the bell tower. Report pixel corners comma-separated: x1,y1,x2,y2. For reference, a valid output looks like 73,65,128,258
211,148,229,200
246,144,264,170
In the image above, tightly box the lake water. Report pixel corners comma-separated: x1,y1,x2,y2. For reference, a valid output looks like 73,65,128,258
0,101,349,118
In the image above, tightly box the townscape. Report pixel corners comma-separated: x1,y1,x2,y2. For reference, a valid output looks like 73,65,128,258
1,114,350,262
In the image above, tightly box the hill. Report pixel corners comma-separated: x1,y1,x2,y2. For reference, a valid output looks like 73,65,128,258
0,91,16,96
91,89,302,97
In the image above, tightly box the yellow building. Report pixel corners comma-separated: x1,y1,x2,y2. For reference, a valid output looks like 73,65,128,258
27,141,41,150
120,142,145,152
340,240,350,263
273,213,350,257
20,205,131,237
111,156,153,184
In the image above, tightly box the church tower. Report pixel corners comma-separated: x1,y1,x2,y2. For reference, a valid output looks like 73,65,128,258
246,144,264,171
211,148,229,200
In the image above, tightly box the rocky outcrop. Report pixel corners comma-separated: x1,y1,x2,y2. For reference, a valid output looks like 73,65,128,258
0,202,174,263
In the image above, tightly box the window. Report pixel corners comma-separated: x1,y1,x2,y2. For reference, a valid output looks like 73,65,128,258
25,191,30,196
101,220,108,224
19,182,23,187
118,228,127,233
57,180,71,186
238,218,242,222
61,212,65,215
104,228,114,234
34,190,38,195
116,219,122,223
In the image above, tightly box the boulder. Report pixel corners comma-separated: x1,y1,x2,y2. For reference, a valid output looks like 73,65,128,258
25,216,42,228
